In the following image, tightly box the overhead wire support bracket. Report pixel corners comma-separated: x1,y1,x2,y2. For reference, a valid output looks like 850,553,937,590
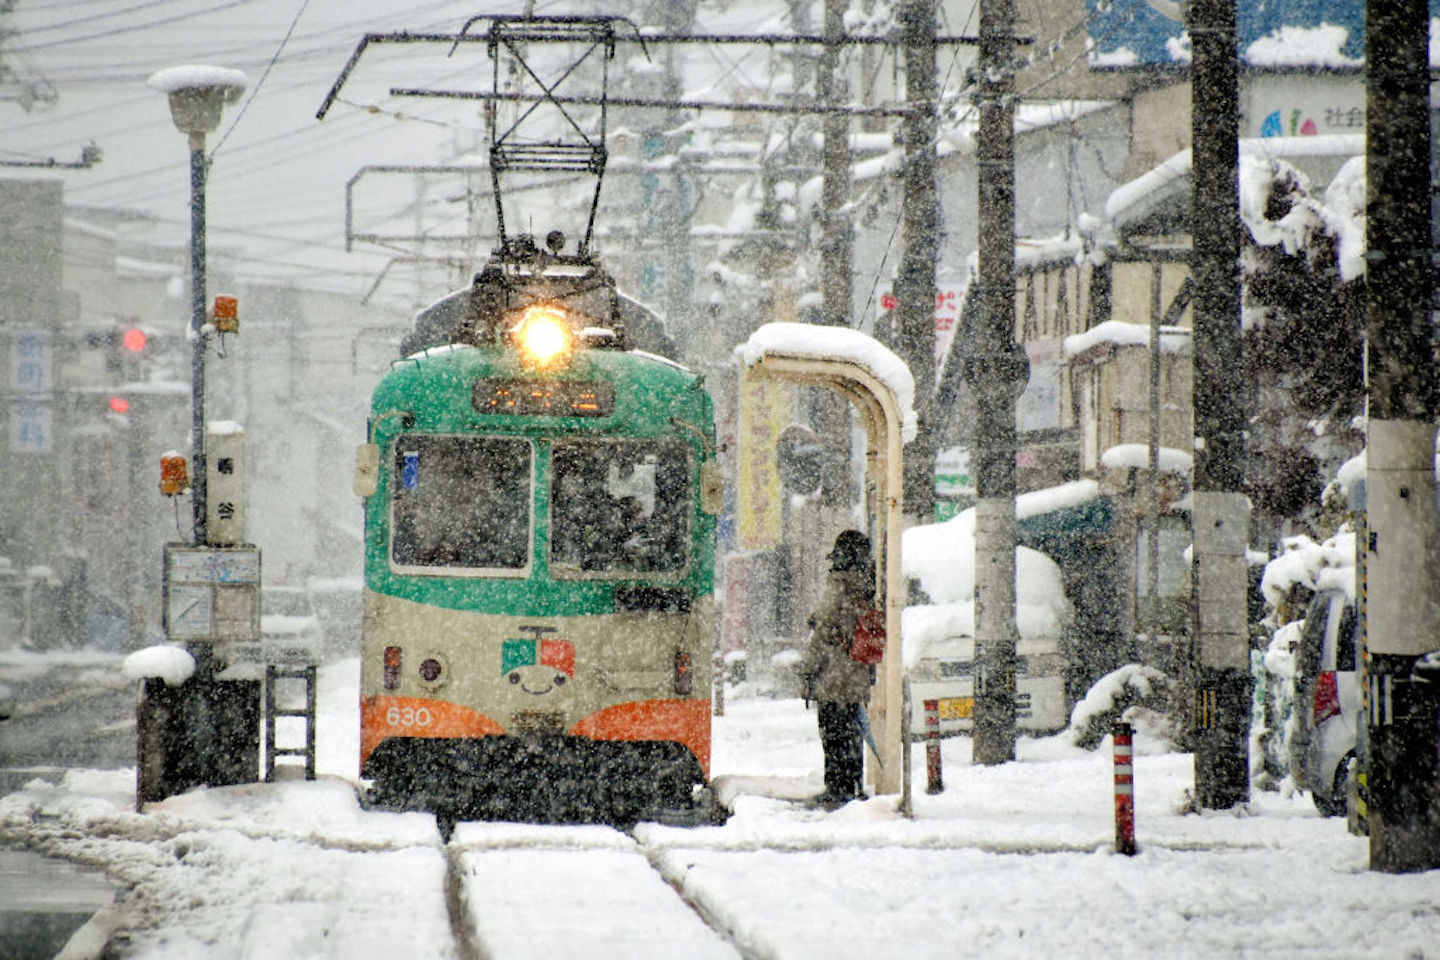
390,87,920,119
316,29,1026,121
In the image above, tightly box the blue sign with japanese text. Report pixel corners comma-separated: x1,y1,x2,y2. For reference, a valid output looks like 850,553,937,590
1085,0,1437,69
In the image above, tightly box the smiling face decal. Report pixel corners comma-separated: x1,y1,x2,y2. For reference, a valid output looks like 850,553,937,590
501,637,576,696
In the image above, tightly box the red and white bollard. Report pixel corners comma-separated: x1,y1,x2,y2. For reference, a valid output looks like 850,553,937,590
924,698,943,794
1113,721,1137,855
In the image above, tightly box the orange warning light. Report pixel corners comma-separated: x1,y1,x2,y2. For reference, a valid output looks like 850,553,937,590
160,454,190,496
212,295,239,334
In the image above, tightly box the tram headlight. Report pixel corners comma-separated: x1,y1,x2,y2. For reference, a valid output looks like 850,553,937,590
512,304,575,368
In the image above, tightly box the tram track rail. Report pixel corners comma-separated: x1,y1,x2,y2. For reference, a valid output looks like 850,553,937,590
440,819,747,960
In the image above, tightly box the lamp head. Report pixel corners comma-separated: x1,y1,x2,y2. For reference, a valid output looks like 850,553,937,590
148,65,247,138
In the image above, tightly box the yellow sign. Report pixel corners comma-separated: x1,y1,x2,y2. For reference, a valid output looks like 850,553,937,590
737,379,788,550
937,697,974,720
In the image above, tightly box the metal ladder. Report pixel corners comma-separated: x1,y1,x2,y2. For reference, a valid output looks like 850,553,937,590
264,664,317,781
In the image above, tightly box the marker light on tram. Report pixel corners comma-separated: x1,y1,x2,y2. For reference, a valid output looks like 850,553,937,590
109,396,131,414
514,305,574,367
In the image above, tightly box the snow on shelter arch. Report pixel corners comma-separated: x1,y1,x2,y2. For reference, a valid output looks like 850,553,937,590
737,322,915,801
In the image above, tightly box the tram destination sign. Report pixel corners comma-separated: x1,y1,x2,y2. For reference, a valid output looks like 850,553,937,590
473,378,615,417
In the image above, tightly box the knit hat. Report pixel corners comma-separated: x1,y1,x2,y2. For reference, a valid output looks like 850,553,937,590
826,530,871,571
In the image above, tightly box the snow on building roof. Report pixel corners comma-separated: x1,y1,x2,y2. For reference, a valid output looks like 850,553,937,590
736,322,917,442
1104,135,1365,229
115,256,181,280
1101,443,1194,475
1086,1,1439,69
63,218,119,243
1017,478,1101,520
798,101,1115,218
1243,22,1363,69
1064,320,1191,359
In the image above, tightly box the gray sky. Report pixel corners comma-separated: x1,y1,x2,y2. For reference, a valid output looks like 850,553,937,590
0,0,615,300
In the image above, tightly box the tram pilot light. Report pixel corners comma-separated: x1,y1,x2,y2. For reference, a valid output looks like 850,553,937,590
121,327,147,353
383,645,402,690
108,396,131,414
512,304,575,368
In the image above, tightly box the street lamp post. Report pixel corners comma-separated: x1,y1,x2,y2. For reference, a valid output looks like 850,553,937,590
141,67,249,799
148,65,246,547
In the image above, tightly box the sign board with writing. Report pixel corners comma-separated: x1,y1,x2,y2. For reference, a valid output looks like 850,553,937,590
9,402,53,454
737,380,789,550
10,329,53,396
163,544,262,642
877,285,966,372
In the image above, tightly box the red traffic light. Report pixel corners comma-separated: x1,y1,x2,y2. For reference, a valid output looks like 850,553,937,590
109,396,131,414
122,328,147,353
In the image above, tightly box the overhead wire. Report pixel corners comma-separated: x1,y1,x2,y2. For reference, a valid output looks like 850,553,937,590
209,0,313,157
4,0,258,53
14,0,180,37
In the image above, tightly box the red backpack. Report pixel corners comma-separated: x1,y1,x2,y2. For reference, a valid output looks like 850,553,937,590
849,607,886,665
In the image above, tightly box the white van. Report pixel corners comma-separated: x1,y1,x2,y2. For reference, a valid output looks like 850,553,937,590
907,633,1069,736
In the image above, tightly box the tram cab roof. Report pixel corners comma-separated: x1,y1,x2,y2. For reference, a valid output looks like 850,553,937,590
400,238,678,361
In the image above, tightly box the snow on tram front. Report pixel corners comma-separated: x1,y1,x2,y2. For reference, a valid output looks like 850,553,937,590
353,238,722,831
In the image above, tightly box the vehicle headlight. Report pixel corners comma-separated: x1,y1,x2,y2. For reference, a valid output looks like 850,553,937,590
513,304,575,368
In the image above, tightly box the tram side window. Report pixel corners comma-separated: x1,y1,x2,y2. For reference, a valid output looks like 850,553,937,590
551,440,689,575
391,436,532,572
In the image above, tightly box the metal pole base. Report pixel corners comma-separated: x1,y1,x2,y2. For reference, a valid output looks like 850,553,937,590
1192,667,1250,809
1368,654,1440,873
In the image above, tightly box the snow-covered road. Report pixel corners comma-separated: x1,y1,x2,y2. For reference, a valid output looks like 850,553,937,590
3,658,1439,959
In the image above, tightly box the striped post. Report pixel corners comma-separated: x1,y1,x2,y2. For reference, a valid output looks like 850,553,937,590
924,698,943,794
1113,722,1137,855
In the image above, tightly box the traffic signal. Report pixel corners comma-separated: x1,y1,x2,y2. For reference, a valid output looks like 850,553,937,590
105,324,154,383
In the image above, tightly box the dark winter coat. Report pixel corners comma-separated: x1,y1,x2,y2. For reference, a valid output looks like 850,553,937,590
799,567,875,704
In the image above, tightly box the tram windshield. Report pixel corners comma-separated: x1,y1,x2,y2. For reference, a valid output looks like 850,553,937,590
550,439,689,576
390,435,532,573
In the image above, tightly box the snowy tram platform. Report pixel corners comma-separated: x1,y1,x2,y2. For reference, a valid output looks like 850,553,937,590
1,659,1437,959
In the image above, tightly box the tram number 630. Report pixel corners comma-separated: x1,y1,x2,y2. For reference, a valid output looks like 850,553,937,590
386,705,434,728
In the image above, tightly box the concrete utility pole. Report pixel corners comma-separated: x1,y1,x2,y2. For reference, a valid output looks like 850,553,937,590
1363,0,1440,874
815,0,856,509
818,0,854,332
1188,0,1251,809
653,0,695,326
968,0,1024,766
893,0,939,526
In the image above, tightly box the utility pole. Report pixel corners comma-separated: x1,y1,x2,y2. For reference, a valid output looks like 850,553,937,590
815,0,856,510
893,0,938,524
1363,0,1440,874
968,0,1024,766
1188,0,1250,809
655,0,695,326
818,0,853,332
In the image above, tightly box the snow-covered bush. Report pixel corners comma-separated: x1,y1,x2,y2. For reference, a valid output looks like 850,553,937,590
1251,501,1357,789
1066,664,1174,750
